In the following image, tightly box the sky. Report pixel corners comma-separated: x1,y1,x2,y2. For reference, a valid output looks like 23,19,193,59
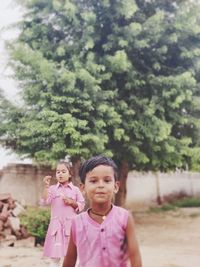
0,0,23,100
0,0,29,168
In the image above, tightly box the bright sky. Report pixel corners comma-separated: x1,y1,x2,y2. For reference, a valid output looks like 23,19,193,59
0,0,23,100
0,0,29,168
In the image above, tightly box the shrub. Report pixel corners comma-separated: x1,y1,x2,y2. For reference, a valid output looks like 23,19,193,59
20,206,50,245
174,197,200,208
162,191,189,203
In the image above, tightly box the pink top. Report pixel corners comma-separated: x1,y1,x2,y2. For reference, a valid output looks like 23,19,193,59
71,205,129,267
40,182,85,258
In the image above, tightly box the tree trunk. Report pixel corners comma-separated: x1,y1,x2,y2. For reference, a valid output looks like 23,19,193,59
155,172,162,205
115,161,129,207
71,157,82,187
71,157,88,209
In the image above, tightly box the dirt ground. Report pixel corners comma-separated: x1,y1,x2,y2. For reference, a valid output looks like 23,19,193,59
0,207,200,267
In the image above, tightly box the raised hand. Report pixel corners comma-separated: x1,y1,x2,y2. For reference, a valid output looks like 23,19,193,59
43,175,52,188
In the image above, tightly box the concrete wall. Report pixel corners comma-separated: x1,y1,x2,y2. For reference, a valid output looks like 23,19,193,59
126,170,200,207
0,163,54,205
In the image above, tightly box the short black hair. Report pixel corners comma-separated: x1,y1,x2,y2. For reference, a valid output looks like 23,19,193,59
79,155,119,183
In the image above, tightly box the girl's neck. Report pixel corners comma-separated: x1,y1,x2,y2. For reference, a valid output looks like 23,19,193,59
89,204,113,223
90,202,113,214
59,181,69,185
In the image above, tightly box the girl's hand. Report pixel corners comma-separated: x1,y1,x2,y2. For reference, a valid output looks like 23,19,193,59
62,196,78,209
43,175,52,188
62,196,74,206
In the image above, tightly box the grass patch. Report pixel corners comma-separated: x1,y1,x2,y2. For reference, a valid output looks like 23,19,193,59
174,197,200,208
150,197,200,212
189,213,200,218
149,203,177,213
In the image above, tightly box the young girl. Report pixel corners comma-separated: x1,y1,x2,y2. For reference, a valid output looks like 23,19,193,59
40,160,85,267
62,155,142,267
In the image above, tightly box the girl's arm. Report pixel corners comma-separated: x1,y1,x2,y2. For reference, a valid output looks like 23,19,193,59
40,176,52,205
75,187,85,212
63,197,78,209
126,212,142,267
42,176,51,199
62,230,77,267
63,187,85,211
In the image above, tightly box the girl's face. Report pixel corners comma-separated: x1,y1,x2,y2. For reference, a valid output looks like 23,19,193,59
83,165,119,204
56,164,71,184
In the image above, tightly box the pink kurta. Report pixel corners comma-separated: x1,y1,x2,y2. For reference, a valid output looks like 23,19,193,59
71,205,130,267
40,182,85,258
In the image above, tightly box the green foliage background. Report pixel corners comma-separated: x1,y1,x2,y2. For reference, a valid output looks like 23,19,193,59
1,0,200,171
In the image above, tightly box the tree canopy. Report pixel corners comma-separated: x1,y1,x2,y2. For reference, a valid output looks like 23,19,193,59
1,0,200,172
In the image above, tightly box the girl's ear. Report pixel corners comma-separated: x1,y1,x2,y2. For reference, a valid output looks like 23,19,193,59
114,181,120,194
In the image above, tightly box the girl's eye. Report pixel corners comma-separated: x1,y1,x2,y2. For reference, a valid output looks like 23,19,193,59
90,180,96,183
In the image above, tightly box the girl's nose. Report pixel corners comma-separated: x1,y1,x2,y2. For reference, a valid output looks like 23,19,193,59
98,180,104,187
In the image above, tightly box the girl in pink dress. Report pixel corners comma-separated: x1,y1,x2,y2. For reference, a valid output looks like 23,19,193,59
62,155,142,267
41,160,85,267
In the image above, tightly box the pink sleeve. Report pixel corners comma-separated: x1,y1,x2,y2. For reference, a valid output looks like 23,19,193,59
39,186,53,206
75,187,85,212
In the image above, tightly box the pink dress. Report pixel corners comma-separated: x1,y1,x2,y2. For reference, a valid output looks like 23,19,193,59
40,182,85,258
71,205,130,267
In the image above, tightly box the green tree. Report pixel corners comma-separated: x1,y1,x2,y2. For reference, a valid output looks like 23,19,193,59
1,0,200,205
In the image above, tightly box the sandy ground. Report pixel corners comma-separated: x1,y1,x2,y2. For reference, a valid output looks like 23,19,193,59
0,207,200,267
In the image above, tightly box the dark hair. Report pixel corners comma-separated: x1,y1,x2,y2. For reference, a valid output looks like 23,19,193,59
57,160,73,181
79,155,118,183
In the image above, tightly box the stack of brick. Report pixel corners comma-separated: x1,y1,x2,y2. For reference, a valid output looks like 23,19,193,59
0,193,29,246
